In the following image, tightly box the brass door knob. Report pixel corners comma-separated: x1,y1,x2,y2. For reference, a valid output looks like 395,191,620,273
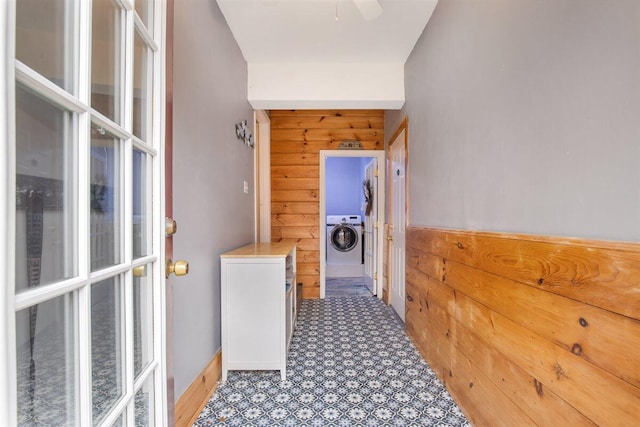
166,258,189,278
165,217,178,237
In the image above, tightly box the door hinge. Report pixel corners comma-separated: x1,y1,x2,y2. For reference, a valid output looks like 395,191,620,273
374,272,378,281
374,222,378,229
374,169,379,177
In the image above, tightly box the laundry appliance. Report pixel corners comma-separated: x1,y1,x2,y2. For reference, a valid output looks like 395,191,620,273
326,215,363,277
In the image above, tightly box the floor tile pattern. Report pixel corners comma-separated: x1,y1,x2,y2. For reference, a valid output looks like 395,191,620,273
195,297,469,427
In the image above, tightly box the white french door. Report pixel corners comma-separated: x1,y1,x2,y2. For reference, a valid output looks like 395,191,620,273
1,0,167,425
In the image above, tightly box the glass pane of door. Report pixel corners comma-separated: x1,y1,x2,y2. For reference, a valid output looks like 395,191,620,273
90,123,122,272
135,0,154,33
134,375,155,426
91,276,124,425
16,294,76,425
16,0,73,92
15,84,77,293
133,264,153,377
91,0,122,123
132,31,151,141
132,149,151,259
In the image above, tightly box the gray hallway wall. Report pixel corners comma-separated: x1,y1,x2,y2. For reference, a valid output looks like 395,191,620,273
386,0,640,242
173,0,254,399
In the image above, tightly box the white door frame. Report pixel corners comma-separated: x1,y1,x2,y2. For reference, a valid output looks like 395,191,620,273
254,109,271,243
319,150,385,299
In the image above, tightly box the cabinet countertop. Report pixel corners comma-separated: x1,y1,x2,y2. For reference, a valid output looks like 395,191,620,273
220,241,296,258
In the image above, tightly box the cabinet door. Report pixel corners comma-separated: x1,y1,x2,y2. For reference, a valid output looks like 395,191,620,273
225,262,283,364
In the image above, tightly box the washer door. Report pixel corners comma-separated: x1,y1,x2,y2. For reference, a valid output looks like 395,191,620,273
330,224,359,252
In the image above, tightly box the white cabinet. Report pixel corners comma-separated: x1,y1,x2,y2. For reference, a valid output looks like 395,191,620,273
221,241,296,380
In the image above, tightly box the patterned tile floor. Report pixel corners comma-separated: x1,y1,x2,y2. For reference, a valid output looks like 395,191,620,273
194,297,470,427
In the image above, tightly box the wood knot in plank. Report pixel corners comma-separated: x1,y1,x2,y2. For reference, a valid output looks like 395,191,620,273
537,278,544,285
449,370,453,377
571,343,583,356
456,242,465,249
579,317,588,327
469,382,474,388
554,363,566,380
533,379,544,397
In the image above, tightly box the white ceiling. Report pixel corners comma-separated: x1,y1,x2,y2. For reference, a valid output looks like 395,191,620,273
216,0,439,109
217,0,438,63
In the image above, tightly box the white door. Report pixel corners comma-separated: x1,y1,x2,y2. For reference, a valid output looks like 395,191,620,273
363,158,377,295
389,130,407,321
1,1,167,425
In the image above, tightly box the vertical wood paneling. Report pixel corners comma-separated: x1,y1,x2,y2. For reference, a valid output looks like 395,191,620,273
406,227,640,426
270,110,384,298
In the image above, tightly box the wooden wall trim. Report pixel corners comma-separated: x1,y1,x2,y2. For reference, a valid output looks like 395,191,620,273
406,227,640,426
175,351,222,427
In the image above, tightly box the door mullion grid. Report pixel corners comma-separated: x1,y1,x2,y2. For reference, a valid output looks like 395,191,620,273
77,0,93,423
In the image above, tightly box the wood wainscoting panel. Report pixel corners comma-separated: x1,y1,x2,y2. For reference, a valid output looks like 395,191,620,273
405,227,640,426
175,351,222,427
270,110,384,298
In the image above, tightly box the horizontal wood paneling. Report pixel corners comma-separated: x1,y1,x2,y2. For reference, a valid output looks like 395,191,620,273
271,202,319,215
271,177,318,190
406,227,640,426
271,115,384,130
272,214,319,227
271,190,318,202
271,153,319,166
270,129,382,143
271,110,383,297
271,139,381,153
272,166,319,178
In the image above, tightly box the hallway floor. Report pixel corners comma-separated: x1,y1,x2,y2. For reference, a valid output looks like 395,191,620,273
194,296,469,427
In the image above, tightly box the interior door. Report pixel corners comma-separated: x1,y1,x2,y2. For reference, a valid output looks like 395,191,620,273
389,129,407,322
363,158,377,295
2,1,167,425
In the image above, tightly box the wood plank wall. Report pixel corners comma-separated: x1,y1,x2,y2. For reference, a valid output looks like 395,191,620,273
270,110,384,298
405,227,640,426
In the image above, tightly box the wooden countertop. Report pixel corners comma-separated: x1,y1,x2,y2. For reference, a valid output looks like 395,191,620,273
220,241,296,258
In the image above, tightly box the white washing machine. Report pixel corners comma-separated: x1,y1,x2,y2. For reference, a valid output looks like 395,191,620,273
326,215,363,277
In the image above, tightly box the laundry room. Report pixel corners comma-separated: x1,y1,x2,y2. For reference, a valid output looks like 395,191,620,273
325,156,376,295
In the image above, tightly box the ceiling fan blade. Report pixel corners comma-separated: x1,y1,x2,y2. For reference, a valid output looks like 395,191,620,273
353,0,383,21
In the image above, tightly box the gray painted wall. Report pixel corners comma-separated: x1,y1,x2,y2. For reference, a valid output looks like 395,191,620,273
386,0,640,242
173,0,254,398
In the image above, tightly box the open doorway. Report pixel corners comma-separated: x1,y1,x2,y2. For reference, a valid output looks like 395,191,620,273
319,151,385,299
